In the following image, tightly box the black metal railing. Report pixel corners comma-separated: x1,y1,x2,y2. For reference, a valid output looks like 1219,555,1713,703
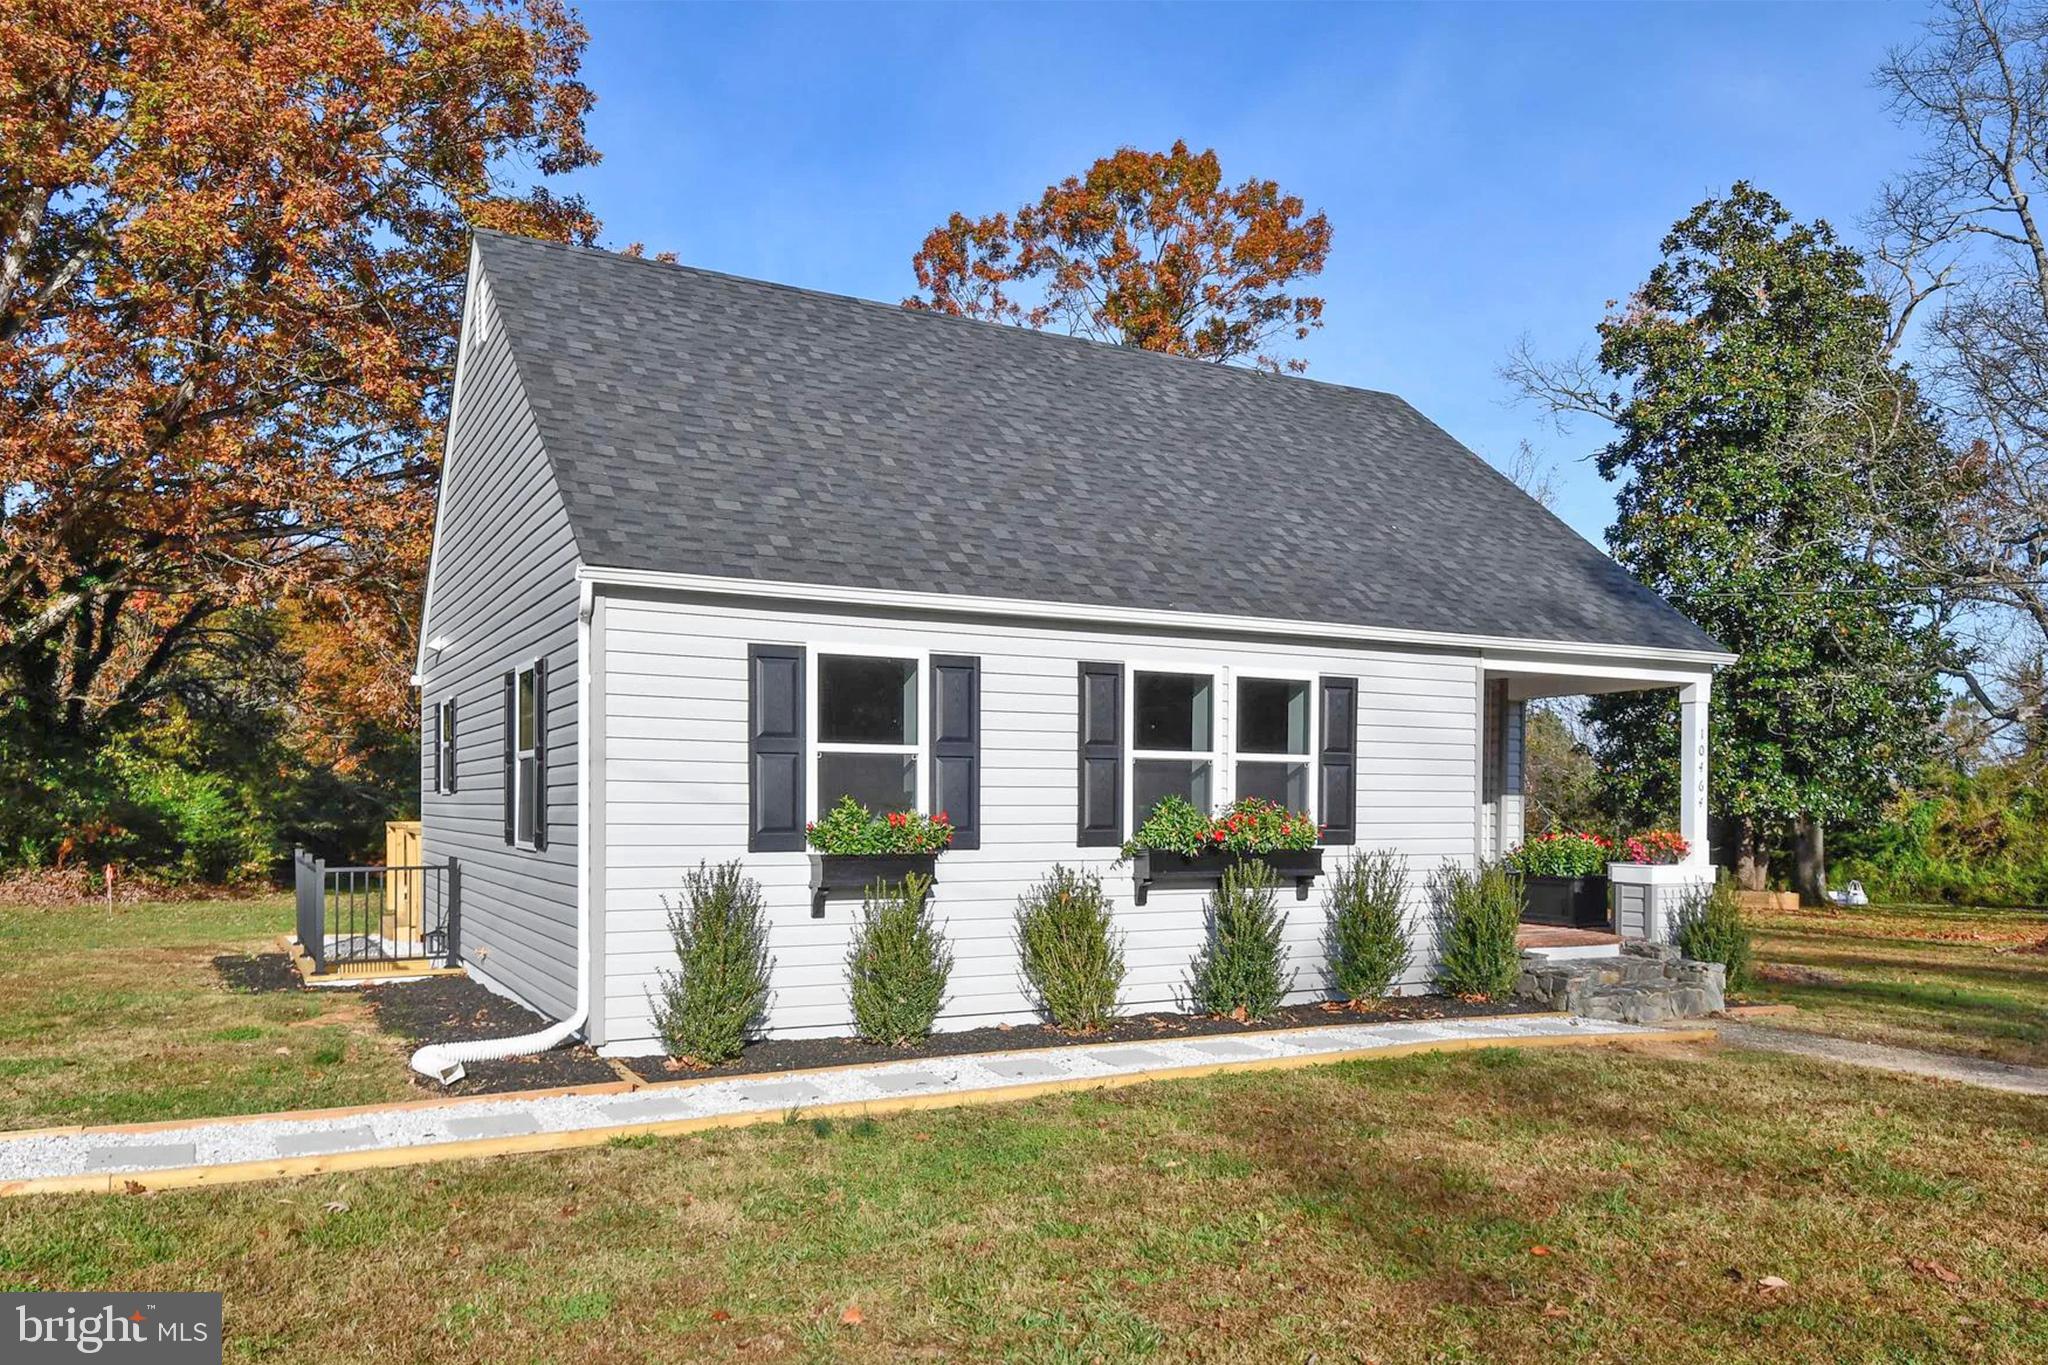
293,848,459,974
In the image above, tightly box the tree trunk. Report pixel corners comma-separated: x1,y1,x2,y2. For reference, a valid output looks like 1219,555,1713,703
1732,815,1769,892
1794,815,1826,907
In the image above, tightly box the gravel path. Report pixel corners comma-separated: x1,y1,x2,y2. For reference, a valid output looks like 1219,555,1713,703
1715,1021,2048,1096
0,1015,1671,1185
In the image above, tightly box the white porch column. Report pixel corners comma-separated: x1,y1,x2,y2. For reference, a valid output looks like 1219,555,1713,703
1679,675,1711,866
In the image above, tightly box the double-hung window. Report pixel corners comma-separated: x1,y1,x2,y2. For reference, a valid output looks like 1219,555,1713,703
513,664,538,845
814,653,921,814
1129,669,1217,824
1234,676,1313,809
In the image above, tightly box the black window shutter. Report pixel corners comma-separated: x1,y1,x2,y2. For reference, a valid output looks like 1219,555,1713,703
1076,661,1124,847
748,644,806,852
431,702,443,795
929,655,981,850
446,698,458,794
532,657,549,852
1319,676,1358,846
501,670,515,845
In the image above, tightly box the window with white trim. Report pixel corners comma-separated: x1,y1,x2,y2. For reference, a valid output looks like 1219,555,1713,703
1130,669,1215,823
814,653,921,813
1235,676,1312,809
514,664,538,845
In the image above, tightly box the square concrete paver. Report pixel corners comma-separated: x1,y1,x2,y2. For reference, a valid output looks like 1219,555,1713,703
1187,1039,1263,1061
980,1056,1065,1082
732,1080,827,1107
273,1127,378,1159
597,1094,701,1125
1087,1047,1174,1070
867,1070,947,1094
445,1113,541,1141
85,1143,196,1172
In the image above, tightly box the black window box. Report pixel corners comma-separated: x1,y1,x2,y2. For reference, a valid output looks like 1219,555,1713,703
1519,873,1610,929
809,852,938,917
1132,847,1324,906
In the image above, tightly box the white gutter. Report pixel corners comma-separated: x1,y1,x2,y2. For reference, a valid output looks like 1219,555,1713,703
411,578,596,1084
574,564,1739,668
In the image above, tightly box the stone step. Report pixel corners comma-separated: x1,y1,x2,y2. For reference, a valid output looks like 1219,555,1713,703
1514,942,1726,1023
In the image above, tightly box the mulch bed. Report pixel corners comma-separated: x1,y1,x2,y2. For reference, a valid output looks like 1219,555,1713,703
358,974,619,1096
617,994,1542,1084
205,953,1541,1097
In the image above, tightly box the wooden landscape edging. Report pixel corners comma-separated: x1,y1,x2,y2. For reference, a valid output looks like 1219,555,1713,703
0,1026,1717,1199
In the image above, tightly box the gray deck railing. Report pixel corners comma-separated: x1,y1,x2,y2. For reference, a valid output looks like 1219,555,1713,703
293,848,460,974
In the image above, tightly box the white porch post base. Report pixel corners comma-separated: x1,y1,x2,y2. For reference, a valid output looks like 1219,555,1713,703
1608,862,1712,942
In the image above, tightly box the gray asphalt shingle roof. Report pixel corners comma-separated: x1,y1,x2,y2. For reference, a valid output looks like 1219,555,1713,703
473,231,1722,655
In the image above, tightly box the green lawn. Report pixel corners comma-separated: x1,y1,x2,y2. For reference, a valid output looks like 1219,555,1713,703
4,896,2047,1359
1742,901,2048,1068
2,1043,2044,1362
0,897,412,1131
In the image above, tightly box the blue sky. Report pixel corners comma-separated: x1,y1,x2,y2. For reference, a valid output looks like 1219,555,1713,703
558,0,1930,546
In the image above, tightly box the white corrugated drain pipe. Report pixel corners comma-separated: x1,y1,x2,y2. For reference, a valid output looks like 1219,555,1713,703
411,580,595,1085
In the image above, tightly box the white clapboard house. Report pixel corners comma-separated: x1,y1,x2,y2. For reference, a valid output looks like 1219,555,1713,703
408,231,1729,1060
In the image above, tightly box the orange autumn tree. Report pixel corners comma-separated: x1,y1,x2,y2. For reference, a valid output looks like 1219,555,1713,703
904,141,1332,373
0,0,596,750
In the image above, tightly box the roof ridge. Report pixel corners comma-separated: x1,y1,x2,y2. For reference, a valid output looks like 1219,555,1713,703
470,228,1404,406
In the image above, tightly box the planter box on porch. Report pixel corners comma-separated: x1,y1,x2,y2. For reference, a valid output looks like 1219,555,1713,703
1521,874,1610,929
809,853,938,918
1131,848,1324,906
1608,862,1712,942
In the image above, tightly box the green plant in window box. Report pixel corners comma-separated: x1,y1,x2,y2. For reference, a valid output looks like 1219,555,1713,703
1504,831,1613,878
1120,796,1319,859
805,795,955,854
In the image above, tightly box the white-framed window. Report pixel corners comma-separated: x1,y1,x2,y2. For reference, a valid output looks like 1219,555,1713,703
811,651,923,815
433,700,457,795
514,663,538,846
1234,674,1315,810
1128,667,1218,826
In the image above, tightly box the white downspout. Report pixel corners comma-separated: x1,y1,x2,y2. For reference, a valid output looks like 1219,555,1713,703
411,579,595,1085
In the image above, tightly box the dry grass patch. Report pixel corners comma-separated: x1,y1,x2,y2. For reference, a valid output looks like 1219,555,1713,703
1743,901,2048,1067
2,1044,2044,1362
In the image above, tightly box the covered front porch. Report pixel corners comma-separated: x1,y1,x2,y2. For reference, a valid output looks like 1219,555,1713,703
1478,651,1719,943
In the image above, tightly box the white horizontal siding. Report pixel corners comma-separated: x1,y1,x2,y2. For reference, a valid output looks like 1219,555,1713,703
416,266,582,1021
594,588,1480,1051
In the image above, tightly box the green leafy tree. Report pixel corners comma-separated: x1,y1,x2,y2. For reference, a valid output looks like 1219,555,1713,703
1511,184,1954,895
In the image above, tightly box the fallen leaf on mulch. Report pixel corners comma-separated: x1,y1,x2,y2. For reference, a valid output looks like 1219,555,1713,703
839,1305,864,1327
1908,1257,1962,1284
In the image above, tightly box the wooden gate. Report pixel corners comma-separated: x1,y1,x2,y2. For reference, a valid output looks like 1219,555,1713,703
384,820,423,943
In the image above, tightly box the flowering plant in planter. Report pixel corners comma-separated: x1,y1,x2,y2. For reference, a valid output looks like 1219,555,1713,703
1121,796,1320,859
1618,829,1689,865
1504,831,1612,878
805,796,955,855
